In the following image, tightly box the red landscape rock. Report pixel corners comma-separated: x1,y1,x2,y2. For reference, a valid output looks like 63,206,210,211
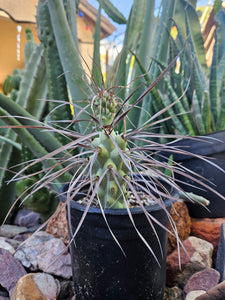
166,236,213,287
0,248,27,296
191,217,225,261
184,268,220,295
195,280,225,300
168,201,191,250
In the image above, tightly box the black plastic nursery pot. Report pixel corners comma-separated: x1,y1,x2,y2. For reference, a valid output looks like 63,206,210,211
158,130,225,218
60,185,172,300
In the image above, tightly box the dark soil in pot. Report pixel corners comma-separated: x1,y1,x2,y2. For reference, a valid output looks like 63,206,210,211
157,130,225,218
60,184,172,300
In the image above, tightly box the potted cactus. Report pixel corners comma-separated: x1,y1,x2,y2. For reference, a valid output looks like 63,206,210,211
0,0,221,299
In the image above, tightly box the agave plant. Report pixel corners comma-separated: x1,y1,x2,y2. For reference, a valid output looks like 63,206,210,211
140,1,225,137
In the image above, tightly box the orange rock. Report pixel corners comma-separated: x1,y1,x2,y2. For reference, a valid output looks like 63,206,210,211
10,273,59,300
168,201,191,249
46,202,69,245
191,217,225,259
11,273,59,300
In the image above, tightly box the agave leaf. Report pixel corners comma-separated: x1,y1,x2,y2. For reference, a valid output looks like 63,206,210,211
143,0,176,128
108,8,134,100
137,0,155,67
0,107,72,188
151,0,176,77
0,147,21,223
202,91,214,133
0,41,47,189
184,8,207,90
25,58,48,120
215,7,225,62
126,0,176,131
209,34,219,124
157,91,187,134
217,93,225,130
164,77,195,135
192,91,205,135
127,49,165,117
0,93,64,155
217,51,225,93
126,0,155,128
0,135,22,150
16,44,44,108
174,0,207,71
126,0,147,50
0,127,17,189
184,1,207,71
111,0,147,100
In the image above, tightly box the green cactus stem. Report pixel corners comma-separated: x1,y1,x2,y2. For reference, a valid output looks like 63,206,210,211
24,28,37,65
91,90,119,127
37,0,72,138
91,130,129,208
90,89,129,208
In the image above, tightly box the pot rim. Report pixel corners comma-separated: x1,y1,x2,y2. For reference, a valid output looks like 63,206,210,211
59,184,173,216
167,129,225,160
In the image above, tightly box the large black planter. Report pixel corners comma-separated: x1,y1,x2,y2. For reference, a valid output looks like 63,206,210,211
60,186,171,300
158,130,225,218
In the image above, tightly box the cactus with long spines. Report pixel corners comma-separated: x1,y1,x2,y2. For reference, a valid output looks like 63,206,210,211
0,0,219,221
90,90,129,208
0,0,185,212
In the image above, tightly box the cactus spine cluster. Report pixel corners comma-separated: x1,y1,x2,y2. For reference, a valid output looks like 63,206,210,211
91,91,129,208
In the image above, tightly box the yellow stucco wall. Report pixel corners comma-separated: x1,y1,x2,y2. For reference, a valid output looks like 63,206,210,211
0,13,95,91
0,17,39,88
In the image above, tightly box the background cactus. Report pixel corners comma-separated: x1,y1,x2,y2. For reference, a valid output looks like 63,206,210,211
0,29,49,222
127,0,225,137
37,0,73,143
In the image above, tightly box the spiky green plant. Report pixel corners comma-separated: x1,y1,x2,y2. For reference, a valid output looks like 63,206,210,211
135,1,225,137
0,29,49,222
0,0,221,247
89,90,129,208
